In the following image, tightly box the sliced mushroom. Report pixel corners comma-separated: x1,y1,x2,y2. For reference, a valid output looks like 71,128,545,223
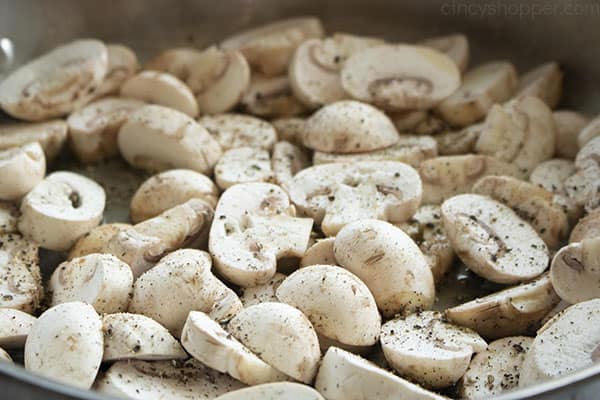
441,194,549,284
418,33,469,73
181,310,288,385
390,110,449,135
102,313,186,362
49,253,133,313
341,44,461,111
271,141,310,191
0,120,68,161
68,223,131,259
300,238,336,267
94,44,138,97
459,336,533,399
272,118,306,144
0,308,36,348
130,169,218,223
240,74,306,118
24,302,103,389
0,347,12,363
565,136,600,211
276,265,381,349
228,302,321,383
445,273,560,339
145,47,204,79
199,113,277,151
209,182,313,287
514,62,563,109
239,272,287,307
129,249,242,336
578,114,600,148
216,382,324,400
0,202,18,234
67,97,145,163
118,105,222,173
221,17,325,76
0,39,107,121
435,124,482,155
435,61,518,127
0,142,45,201
540,300,571,326
553,110,588,159
334,219,435,317
550,237,600,303
570,208,600,243
215,147,273,190
381,311,487,389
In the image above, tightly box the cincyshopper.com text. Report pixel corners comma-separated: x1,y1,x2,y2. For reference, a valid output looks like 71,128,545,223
440,1,600,18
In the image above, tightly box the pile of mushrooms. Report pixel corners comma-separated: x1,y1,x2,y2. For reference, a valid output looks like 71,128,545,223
1,15,600,400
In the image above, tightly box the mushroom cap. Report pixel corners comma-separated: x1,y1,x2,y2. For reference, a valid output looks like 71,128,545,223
435,124,481,156
0,120,68,161
0,308,36,348
578,114,600,148
199,113,277,151
514,62,563,109
272,141,310,191
239,272,287,307
300,238,337,268
145,47,203,78
0,202,18,233
215,147,273,190
94,43,138,97
240,74,306,118
0,142,46,201
215,382,324,400
550,237,600,303
566,136,600,212
570,208,600,243
553,110,588,159
68,223,131,259
530,159,576,194
418,33,469,73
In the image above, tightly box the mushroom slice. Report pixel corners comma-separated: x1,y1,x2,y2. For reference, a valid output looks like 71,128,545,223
199,113,277,151
18,171,106,251
570,208,600,243
0,202,19,234
419,154,523,205
578,114,600,148
300,238,336,267
240,74,307,118
418,33,469,73
445,273,560,339
0,120,68,161
228,302,321,383
473,175,569,248
272,141,310,191
0,233,42,313
315,346,445,400
96,359,246,399
441,194,549,284
102,313,186,362
334,220,435,317
118,105,222,173
107,198,214,278
25,302,103,389
215,147,273,190
0,142,45,201
129,249,242,336
239,272,287,307
565,136,600,211
94,44,138,97
519,299,600,387
0,39,107,121
388,110,448,135
435,124,481,155
49,253,133,313
475,96,556,176
145,47,203,78
550,237,600,303
221,17,325,76
130,169,218,223
120,71,198,117
341,44,461,111
313,135,437,168
435,61,518,127
0,347,12,363
272,118,306,144
67,97,144,163
209,182,313,287
514,62,563,109
276,265,381,349
459,336,533,399
181,310,289,385
0,308,36,348
216,382,324,400
553,110,588,159
68,223,131,259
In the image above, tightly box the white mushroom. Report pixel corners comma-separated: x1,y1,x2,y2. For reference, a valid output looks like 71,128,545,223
215,147,273,190
0,142,45,201
300,238,336,267
18,171,106,251
0,39,107,121
441,194,549,284
388,110,448,135
514,62,563,109
240,74,306,118
68,223,131,259
228,302,321,383
199,113,277,151
272,117,306,144
216,382,324,400
145,47,205,78
209,182,313,287
94,44,138,97
24,302,103,389
550,237,600,303
435,124,482,155
102,313,186,361
570,208,600,243
565,136,600,211
49,253,133,313
341,44,461,111
271,141,310,191
67,97,145,163
118,105,222,173
181,310,289,385
276,265,381,349
418,33,470,73
0,120,68,161
0,308,36,348
0,202,18,233
239,272,287,307
578,114,600,148
0,347,12,363
380,311,487,389
553,110,588,159
435,61,518,127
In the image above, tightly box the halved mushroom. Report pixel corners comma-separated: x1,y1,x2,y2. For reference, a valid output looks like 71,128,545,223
445,273,560,339
459,336,533,399
300,238,336,267
578,114,600,148
68,223,131,259
94,44,138,97
199,113,277,151
0,142,45,201
240,74,306,118
570,208,600,243
215,147,274,190
0,120,68,161
216,382,324,400
272,118,306,144
419,154,523,205
181,310,289,385
390,110,449,135
228,302,321,383
24,302,103,389
276,265,381,349
289,161,422,236
381,311,487,389
550,237,600,303
221,17,325,76
129,249,242,336
271,141,310,191
435,124,482,155
475,96,556,176
67,97,145,163
145,47,203,78
209,182,313,287
418,33,469,73
553,110,588,159
341,44,461,111
0,202,18,234
315,346,445,400
334,219,435,317
519,299,600,387
130,169,218,223
18,171,106,251
0,348,12,363
0,39,108,121
441,194,549,284
0,308,36,348
514,62,563,109
565,136,600,211
102,313,186,362
118,105,222,173
239,272,286,307
49,253,133,313
435,61,518,127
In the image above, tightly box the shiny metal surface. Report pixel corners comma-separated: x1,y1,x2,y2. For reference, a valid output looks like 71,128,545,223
0,0,599,399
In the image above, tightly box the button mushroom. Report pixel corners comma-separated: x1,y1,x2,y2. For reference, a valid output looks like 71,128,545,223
239,272,287,307
514,62,563,109
215,147,274,190
0,308,36,348
240,74,306,118
94,43,138,97
550,237,600,303
272,117,306,144
0,202,18,234
570,207,600,243
0,142,45,201
199,113,277,151
0,120,68,161
388,110,448,135
216,382,324,400
578,114,600,148
553,110,588,159
435,124,482,156
300,238,336,267
565,136,600,211
68,222,131,259
418,33,470,73
271,141,310,191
